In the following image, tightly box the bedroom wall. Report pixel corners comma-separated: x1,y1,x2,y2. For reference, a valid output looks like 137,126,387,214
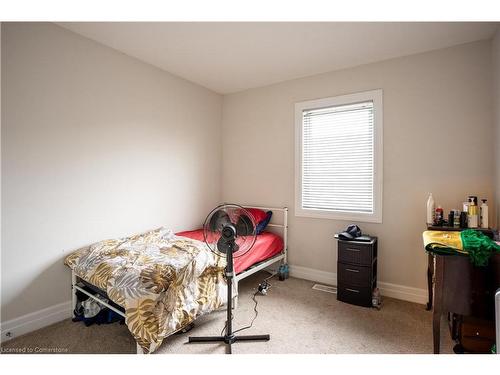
221,40,494,299
493,28,500,230
1,23,222,323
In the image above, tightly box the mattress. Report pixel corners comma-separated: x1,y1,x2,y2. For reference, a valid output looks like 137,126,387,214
176,229,284,274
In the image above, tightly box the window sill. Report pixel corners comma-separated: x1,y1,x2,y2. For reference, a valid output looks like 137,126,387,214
295,208,382,223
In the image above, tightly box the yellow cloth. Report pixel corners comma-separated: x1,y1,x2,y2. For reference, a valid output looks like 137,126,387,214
422,230,466,254
423,230,500,266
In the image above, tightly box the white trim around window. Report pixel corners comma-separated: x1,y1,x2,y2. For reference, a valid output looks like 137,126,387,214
294,89,383,223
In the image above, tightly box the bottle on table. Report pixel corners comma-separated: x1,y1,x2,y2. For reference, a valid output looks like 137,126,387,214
467,197,479,228
448,211,454,228
480,199,489,229
453,209,460,227
463,201,470,213
426,193,435,226
459,211,468,228
435,206,444,226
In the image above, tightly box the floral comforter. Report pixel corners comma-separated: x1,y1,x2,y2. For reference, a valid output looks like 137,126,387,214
64,227,226,353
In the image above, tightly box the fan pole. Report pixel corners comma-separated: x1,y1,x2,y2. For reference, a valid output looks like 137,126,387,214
188,227,270,354
225,244,235,343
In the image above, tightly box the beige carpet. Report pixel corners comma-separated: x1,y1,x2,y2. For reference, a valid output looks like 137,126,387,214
1,271,454,354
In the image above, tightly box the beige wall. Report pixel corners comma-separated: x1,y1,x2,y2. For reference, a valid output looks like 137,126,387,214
222,41,494,293
493,29,500,229
1,23,222,322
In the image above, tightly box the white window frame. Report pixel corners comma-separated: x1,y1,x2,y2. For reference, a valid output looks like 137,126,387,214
294,89,383,223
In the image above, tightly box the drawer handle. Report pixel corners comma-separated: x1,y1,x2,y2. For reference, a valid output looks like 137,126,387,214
346,248,360,252
345,288,360,293
345,268,360,273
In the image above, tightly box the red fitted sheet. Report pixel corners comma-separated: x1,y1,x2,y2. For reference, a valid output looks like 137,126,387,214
176,229,284,274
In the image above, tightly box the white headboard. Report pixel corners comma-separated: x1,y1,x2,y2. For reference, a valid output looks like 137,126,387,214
240,205,288,264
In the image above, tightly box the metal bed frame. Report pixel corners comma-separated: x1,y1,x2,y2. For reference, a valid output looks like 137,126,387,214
232,206,288,307
70,205,288,354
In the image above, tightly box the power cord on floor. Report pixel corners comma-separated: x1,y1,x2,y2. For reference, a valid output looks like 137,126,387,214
227,272,276,335
231,290,260,334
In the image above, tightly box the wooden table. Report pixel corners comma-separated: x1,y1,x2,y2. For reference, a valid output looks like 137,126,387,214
425,226,496,354
428,254,465,353
427,254,499,353
426,226,494,311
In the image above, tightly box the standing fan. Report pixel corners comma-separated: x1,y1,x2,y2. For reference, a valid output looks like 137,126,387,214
188,204,270,353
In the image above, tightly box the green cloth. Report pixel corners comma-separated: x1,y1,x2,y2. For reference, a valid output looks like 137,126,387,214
460,229,500,267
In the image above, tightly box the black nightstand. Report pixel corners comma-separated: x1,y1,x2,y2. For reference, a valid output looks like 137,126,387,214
336,237,378,307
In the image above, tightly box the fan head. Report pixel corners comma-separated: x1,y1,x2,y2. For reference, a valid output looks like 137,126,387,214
203,204,257,258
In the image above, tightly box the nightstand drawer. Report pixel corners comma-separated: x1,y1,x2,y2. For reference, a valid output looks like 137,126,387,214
337,284,373,307
338,241,375,265
338,263,372,286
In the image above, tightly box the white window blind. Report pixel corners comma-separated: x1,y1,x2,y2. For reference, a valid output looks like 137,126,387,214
302,101,374,213
295,89,382,222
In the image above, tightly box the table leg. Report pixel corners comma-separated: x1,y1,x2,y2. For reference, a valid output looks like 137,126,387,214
426,253,434,311
432,256,444,354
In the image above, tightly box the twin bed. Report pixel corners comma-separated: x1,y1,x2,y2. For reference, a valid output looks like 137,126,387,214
65,206,288,354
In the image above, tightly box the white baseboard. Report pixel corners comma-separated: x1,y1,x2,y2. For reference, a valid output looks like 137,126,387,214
290,265,337,286
289,265,427,305
377,281,428,305
1,301,72,343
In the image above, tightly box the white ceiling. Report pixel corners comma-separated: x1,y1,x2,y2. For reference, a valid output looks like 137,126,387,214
57,22,498,94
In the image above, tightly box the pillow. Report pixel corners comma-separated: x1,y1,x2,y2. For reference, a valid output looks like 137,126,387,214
245,208,268,224
256,211,272,234
212,207,273,236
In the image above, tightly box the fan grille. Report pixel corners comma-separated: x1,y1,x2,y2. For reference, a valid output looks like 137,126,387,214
203,204,257,258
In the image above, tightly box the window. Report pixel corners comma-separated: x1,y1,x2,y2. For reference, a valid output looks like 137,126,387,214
295,90,383,222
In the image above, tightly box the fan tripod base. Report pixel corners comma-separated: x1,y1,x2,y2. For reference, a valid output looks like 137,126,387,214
188,334,270,354
190,217,270,354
